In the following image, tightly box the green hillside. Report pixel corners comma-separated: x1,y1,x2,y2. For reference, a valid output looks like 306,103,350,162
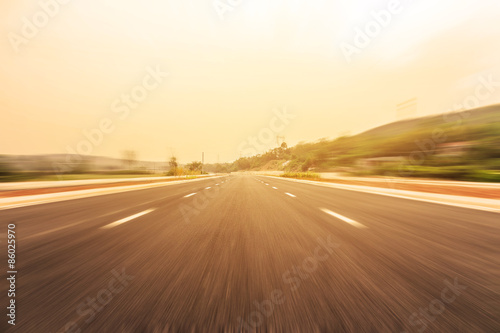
209,104,500,182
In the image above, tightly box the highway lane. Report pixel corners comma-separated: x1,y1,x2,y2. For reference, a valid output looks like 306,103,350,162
0,174,498,332
0,176,228,239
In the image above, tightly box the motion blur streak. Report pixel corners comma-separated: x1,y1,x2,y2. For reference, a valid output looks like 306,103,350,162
0,175,498,332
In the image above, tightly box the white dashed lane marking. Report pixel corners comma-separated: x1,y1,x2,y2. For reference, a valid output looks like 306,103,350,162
320,208,367,229
101,209,156,229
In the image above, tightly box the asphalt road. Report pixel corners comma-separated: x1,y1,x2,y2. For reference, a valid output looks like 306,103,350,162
0,175,499,332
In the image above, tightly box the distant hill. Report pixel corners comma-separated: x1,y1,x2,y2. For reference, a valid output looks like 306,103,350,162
228,103,500,181
357,104,500,139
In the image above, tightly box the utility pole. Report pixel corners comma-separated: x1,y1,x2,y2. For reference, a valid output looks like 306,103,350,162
202,152,204,174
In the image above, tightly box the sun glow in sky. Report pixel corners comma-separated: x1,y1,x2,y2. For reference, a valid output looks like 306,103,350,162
1,0,500,162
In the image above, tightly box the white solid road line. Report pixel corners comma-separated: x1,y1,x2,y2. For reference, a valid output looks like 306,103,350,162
272,187,278,189
101,209,156,229
285,193,296,197
184,193,197,198
320,208,367,229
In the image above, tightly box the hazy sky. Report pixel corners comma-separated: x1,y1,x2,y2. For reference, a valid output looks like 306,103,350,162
1,0,500,163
